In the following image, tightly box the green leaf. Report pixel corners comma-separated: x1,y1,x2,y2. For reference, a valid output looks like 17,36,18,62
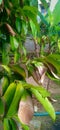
47,54,60,60
0,65,11,75
22,124,30,130
7,82,24,117
38,10,49,25
45,54,60,73
23,6,39,28
30,0,38,7
23,6,37,16
9,119,18,130
40,0,48,9
32,60,43,67
0,98,4,116
29,20,37,38
52,0,60,25
48,0,60,25
23,82,50,98
2,51,9,65
22,21,28,35
22,46,27,57
2,43,10,65
14,51,20,63
10,64,26,78
47,72,60,82
0,0,2,5
58,39,60,51
3,118,10,130
13,114,20,123
10,36,19,51
31,88,56,120
11,0,19,6
36,86,50,98
2,76,9,95
15,18,22,33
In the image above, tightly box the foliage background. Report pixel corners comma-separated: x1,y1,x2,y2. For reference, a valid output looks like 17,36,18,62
0,0,60,130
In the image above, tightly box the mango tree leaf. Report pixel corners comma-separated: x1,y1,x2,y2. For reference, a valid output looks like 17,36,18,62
45,54,60,73
47,54,60,60
3,118,10,130
23,6,39,28
10,36,19,51
14,51,20,63
36,54,60,75
22,21,28,35
2,50,9,65
23,6,37,16
58,39,60,51
29,20,37,38
22,125,30,130
47,72,60,83
48,0,60,25
22,82,50,98
22,46,27,57
13,115,30,130
2,43,10,65
38,10,49,25
15,18,22,33
10,64,26,78
52,0,60,25
0,65,11,75
31,88,56,120
9,119,18,130
0,98,4,116
32,57,60,79
35,86,50,98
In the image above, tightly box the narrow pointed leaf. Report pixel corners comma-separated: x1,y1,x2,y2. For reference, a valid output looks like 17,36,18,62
31,88,56,120
10,36,19,51
10,64,26,78
22,124,30,130
38,10,49,25
23,82,50,97
0,65,11,75
23,6,39,28
15,18,22,33
29,20,37,38
9,119,18,130
0,98,4,116
47,54,60,61
45,55,60,73
3,118,10,130
52,0,60,25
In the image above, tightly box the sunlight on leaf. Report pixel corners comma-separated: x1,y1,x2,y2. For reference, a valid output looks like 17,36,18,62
10,36,19,51
31,88,56,120
49,0,60,25
22,124,30,130
22,82,50,98
0,65,11,75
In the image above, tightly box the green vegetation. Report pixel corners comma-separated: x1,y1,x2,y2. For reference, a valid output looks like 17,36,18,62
0,0,60,129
